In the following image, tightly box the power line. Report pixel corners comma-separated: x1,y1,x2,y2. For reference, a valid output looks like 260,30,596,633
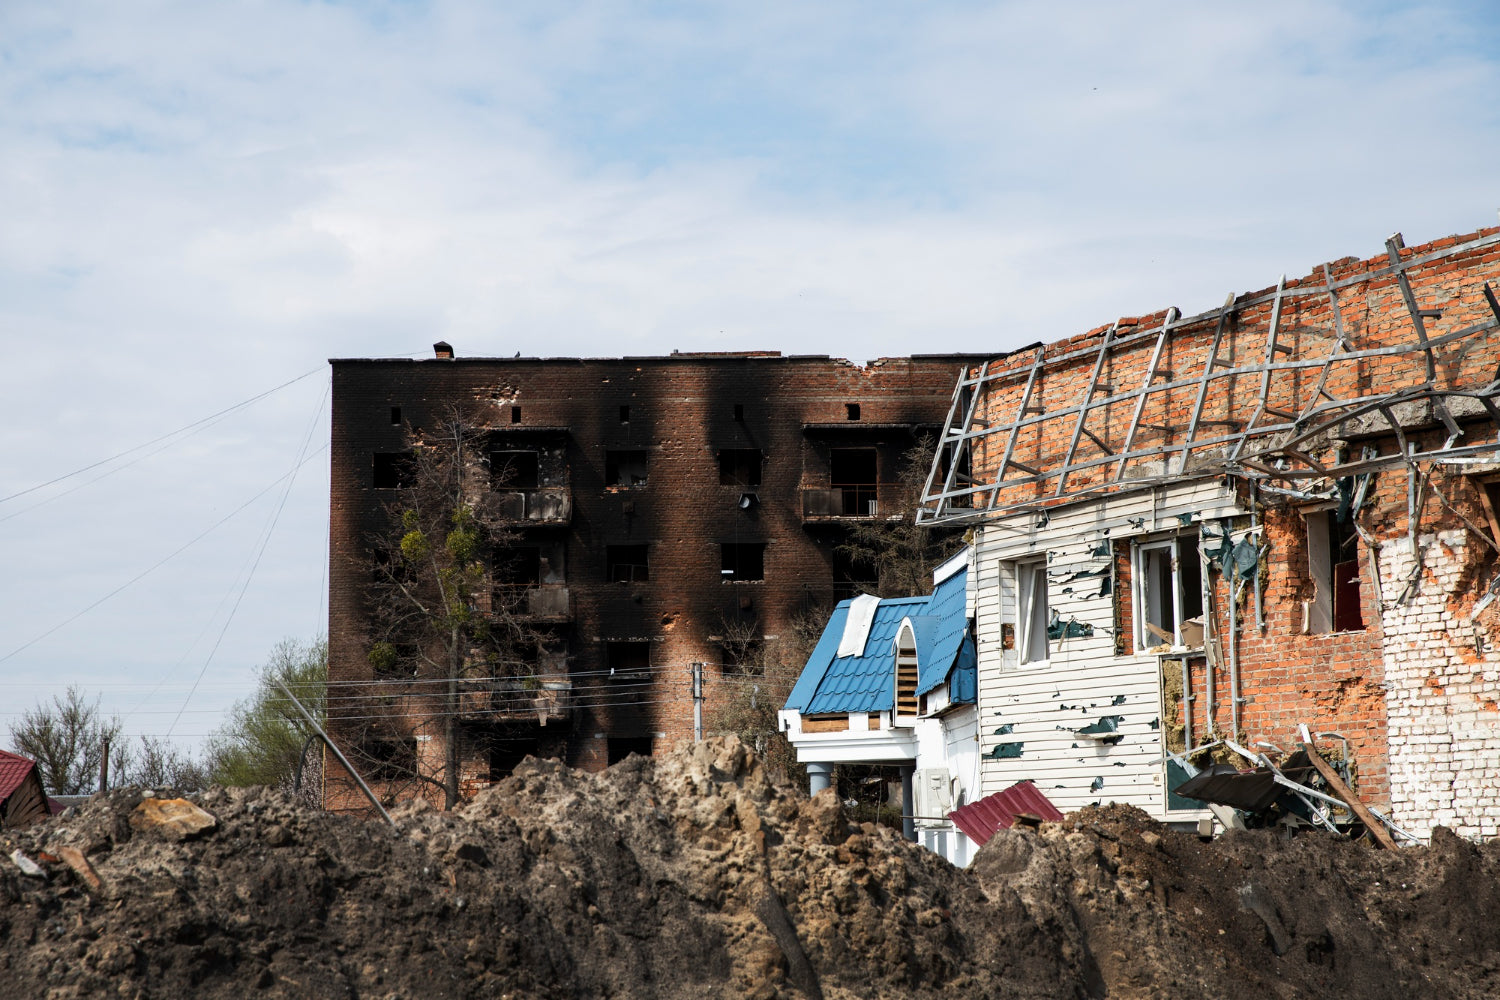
166,380,330,737
0,365,325,507
0,444,327,667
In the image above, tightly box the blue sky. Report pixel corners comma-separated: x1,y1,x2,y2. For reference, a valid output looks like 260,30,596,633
2,0,1498,751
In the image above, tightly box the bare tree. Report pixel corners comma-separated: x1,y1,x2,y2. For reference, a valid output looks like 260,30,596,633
9,687,125,796
836,434,966,598
351,407,544,810
122,735,211,791
707,610,826,784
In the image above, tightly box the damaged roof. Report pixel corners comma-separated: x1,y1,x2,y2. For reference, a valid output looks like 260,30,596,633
920,225,1500,522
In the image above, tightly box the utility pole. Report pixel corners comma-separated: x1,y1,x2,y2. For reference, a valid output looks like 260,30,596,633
98,735,110,794
691,662,704,741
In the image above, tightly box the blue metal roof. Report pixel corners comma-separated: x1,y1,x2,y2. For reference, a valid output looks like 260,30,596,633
784,565,974,716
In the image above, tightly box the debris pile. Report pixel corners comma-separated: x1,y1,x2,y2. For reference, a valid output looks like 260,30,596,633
2,737,1498,999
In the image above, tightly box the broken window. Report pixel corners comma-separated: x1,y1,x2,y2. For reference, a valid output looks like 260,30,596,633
494,546,541,587
1134,536,1203,649
1305,510,1365,633
1472,477,1500,549
845,403,861,421
606,544,649,583
720,638,764,674
721,543,765,581
372,452,414,489
389,406,401,425
718,449,762,487
605,450,649,487
833,546,877,600
606,641,652,679
619,404,630,423
510,406,521,424
830,448,878,517
359,736,418,782
608,736,654,763
1017,560,1050,665
490,450,539,490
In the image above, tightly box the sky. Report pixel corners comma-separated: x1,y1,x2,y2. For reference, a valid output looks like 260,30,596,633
2,0,1499,754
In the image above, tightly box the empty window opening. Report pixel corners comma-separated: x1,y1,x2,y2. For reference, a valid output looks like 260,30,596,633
606,450,649,487
1475,477,1500,549
607,544,650,583
372,452,415,489
831,448,878,517
719,448,763,487
389,406,402,426
510,406,522,424
619,404,631,423
607,641,652,677
846,403,861,421
486,732,545,781
494,546,541,588
1135,536,1204,649
491,450,539,489
721,638,765,674
734,403,745,421
359,737,418,782
607,736,655,764
833,546,876,599
1018,560,1050,665
721,542,766,581
1306,511,1365,633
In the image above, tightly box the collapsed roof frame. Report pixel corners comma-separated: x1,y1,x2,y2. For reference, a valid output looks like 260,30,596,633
919,230,1500,525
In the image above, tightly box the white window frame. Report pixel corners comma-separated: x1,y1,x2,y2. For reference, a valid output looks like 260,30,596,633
1016,559,1050,666
1133,535,1203,650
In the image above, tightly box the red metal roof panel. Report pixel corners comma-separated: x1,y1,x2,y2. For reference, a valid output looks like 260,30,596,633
0,749,38,802
948,780,1064,846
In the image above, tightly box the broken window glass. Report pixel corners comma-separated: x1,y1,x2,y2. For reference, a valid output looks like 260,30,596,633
1305,510,1365,633
606,544,649,583
1134,536,1204,649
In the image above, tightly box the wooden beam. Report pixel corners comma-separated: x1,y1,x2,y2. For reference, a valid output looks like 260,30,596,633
1298,742,1398,849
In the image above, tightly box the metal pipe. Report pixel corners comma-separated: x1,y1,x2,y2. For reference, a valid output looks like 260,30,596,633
900,765,916,841
1229,577,1242,741
275,679,394,828
807,762,834,796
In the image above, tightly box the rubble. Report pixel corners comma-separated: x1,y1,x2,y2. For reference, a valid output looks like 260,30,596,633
0,738,1497,999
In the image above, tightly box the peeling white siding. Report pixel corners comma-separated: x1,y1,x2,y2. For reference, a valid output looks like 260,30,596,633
972,480,1242,819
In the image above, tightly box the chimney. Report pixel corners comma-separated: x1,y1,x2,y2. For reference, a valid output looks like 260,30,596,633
434,341,454,359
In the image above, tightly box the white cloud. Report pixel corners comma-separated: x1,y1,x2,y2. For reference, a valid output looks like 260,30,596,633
1,0,1498,748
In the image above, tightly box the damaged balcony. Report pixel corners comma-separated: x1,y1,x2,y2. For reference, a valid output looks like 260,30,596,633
457,675,573,726
492,584,572,621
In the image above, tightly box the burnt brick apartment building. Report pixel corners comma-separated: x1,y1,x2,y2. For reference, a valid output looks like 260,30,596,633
326,346,985,809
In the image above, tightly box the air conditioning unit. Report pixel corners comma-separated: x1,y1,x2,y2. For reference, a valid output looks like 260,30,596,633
914,767,952,826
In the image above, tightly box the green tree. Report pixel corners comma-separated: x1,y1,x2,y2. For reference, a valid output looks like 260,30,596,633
356,408,541,810
205,637,327,802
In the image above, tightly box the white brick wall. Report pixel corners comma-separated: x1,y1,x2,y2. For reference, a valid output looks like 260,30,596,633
1379,531,1500,841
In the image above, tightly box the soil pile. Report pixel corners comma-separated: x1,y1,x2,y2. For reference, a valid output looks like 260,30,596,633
2,736,1498,999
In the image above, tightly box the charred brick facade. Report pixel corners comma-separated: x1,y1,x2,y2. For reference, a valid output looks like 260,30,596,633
327,350,983,808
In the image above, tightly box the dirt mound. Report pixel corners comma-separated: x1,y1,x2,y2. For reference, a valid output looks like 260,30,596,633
2,738,1497,999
